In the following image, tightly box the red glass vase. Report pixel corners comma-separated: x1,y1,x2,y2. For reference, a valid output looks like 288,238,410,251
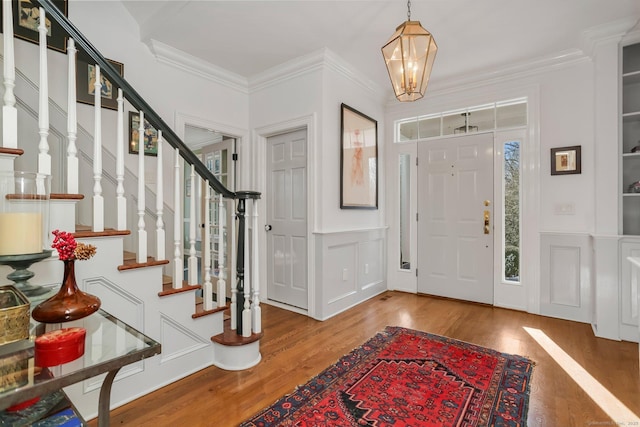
32,259,101,323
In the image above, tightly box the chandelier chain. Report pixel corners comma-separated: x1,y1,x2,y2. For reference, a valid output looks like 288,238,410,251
407,0,411,21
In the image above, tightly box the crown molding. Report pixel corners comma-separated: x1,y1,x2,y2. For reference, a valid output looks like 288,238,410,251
384,17,640,106
393,48,589,106
248,48,383,99
146,39,249,94
248,48,326,92
582,17,640,56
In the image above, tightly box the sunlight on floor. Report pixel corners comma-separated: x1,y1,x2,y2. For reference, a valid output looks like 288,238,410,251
523,327,639,424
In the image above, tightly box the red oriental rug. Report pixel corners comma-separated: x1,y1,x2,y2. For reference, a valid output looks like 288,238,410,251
241,326,534,427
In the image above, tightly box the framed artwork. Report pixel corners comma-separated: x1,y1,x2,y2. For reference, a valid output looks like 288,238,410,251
129,112,158,156
340,103,378,209
0,0,69,53
76,58,123,110
551,145,581,175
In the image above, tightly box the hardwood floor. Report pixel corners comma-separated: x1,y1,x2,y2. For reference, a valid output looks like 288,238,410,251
96,292,640,426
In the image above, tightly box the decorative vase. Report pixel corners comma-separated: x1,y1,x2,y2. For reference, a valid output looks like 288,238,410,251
32,260,101,323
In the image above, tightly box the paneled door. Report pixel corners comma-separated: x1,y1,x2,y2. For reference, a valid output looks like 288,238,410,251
417,133,494,304
266,129,308,309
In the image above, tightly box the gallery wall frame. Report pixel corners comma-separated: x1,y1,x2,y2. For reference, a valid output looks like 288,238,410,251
0,0,69,53
550,145,581,175
129,112,158,156
340,103,378,209
76,57,123,111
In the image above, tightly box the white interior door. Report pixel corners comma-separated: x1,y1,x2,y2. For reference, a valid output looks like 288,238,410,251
266,129,308,309
417,133,494,304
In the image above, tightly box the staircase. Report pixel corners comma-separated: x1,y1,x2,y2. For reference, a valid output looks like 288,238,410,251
0,0,262,421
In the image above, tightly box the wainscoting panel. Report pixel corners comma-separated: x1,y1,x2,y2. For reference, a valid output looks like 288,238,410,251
314,227,387,320
549,246,581,307
620,238,640,342
325,242,358,304
540,233,592,323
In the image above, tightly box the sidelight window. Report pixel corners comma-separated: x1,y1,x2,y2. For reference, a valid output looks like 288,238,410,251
503,140,520,282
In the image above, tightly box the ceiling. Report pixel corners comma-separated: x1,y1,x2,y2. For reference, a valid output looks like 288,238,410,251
121,0,640,100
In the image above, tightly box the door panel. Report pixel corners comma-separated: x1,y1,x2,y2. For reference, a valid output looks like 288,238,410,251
267,129,308,309
418,133,494,304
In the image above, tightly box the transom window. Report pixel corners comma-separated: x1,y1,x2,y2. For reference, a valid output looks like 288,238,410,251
395,98,527,142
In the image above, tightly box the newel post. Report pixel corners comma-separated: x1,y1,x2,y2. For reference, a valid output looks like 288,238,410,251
234,191,261,336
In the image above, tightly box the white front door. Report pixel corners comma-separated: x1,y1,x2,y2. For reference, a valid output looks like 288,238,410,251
417,133,494,304
266,129,308,309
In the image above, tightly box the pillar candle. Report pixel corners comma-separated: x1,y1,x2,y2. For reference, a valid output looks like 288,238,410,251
0,212,43,255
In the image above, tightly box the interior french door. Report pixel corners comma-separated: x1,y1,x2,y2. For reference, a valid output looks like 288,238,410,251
417,133,494,304
200,138,235,297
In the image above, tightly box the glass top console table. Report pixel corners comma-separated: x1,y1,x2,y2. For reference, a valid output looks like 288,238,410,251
0,309,161,426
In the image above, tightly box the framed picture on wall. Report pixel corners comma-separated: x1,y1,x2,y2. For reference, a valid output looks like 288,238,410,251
0,0,69,53
340,103,378,209
76,57,123,111
550,145,581,175
129,112,158,156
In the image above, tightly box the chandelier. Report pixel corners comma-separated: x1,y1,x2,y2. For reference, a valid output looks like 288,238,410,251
454,112,478,134
381,0,437,102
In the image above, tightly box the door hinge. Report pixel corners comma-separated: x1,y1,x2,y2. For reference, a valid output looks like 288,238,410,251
416,213,419,221
232,153,238,161
415,268,418,277
416,157,419,166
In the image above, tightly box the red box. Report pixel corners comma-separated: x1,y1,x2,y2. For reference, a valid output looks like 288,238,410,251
35,327,86,367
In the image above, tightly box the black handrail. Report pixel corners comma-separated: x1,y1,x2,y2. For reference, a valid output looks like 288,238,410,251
33,0,262,335
35,0,240,200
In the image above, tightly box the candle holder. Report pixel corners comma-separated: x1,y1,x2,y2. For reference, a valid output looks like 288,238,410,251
0,171,50,257
0,171,51,297
0,250,53,297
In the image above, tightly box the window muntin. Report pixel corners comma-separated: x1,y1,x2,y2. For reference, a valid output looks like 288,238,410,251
394,98,527,142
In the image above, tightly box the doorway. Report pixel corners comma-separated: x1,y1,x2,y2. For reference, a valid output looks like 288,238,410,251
266,128,308,309
417,133,494,304
199,137,235,297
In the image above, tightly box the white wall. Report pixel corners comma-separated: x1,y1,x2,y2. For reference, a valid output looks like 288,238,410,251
249,51,388,319
384,56,596,316
8,0,250,210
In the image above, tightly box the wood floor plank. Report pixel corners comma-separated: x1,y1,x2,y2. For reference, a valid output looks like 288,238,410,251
92,292,640,426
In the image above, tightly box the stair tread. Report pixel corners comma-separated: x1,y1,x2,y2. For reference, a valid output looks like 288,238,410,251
51,193,84,200
211,318,263,346
73,227,131,238
193,297,228,318
118,257,169,271
0,147,24,156
158,281,201,296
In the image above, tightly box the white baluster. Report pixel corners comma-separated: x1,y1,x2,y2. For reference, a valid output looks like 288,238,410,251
230,199,237,330
92,65,104,231
136,111,147,262
203,185,213,311
116,89,126,230
156,130,165,259
242,201,251,338
66,39,78,194
173,148,183,289
37,8,51,184
251,198,261,333
216,193,226,308
3,0,17,150
187,165,197,285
